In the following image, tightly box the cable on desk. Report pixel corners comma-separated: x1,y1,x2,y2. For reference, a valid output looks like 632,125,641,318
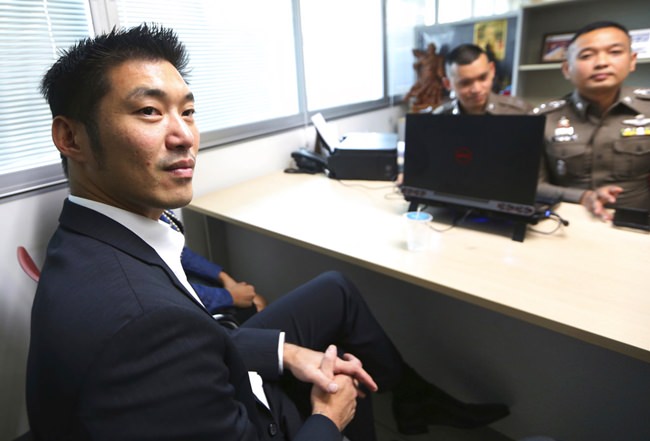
528,211,569,235
334,179,398,192
416,205,474,233
384,184,406,200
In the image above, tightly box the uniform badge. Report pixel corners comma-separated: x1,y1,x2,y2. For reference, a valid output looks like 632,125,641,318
532,99,565,114
622,114,650,126
556,159,567,176
621,114,650,137
553,116,577,142
633,88,650,100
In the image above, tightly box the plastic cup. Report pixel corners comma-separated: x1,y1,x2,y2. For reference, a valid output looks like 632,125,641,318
403,211,432,251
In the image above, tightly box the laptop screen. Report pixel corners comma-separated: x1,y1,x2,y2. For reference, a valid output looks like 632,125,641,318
402,114,545,218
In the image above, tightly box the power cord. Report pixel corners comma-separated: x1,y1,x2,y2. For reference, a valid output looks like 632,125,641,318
529,210,569,235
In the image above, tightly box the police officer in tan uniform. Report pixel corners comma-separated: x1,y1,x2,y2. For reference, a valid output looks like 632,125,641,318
432,44,531,115
535,21,650,220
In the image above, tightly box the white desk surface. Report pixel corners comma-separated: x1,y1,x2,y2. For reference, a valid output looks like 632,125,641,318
189,172,650,362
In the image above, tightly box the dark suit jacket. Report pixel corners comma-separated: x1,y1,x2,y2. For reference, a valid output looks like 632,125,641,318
26,200,340,441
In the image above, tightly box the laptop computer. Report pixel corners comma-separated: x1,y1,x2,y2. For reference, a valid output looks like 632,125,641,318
401,113,546,219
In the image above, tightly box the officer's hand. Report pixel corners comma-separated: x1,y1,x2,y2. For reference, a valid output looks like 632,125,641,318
252,294,267,311
219,271,256,308
580,185,623,221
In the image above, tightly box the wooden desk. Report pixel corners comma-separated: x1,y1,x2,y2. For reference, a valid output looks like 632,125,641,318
189,171,650,362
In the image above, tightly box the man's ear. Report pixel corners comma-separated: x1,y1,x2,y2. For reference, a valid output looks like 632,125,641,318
442,77,451,91
629,50,637,73
561,60,570,80
51,116,90,163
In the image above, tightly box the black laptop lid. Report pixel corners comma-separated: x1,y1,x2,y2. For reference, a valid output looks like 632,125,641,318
402,114,545,217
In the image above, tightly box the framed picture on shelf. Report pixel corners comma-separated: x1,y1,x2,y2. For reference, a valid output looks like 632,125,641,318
540,32,574,63
631,28,650,60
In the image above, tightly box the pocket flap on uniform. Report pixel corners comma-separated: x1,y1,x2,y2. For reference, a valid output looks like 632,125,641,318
613,139,650,156
547,142,587,159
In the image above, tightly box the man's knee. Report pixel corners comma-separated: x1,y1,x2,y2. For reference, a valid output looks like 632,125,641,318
314,271,360,300
316,270,347,286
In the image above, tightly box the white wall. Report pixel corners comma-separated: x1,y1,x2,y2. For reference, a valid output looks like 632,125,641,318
0,105,404,440
1,186,67,438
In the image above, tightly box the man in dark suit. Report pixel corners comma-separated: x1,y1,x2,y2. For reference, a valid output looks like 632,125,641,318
27,24,508,440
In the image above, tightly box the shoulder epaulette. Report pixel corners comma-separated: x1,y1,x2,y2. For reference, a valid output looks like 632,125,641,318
532,99,567,115
633,88,650,100
506,97,532,111
432,101,453,115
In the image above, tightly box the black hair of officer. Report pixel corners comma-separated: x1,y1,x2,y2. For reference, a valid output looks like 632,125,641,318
444,43,486,68
568,21,630,45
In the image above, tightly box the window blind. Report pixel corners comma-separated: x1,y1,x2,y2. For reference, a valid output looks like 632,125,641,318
0,0,92,197
0,0,390,199
114,0,301,134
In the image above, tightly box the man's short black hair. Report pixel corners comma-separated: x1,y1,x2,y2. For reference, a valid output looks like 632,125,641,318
41,23,189,121
41,23,190,176
569,21,630,45
445,44,486,68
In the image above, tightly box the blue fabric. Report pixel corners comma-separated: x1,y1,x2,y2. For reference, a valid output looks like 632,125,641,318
180,246,234,313
181,246,223,280
192,283,234,312
159,212,234,314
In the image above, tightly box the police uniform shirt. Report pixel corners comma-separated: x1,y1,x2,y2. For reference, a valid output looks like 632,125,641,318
432,92,532,115
534,87,650,210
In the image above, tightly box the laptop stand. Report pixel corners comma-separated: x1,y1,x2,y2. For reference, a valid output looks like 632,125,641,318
407,199,538,243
